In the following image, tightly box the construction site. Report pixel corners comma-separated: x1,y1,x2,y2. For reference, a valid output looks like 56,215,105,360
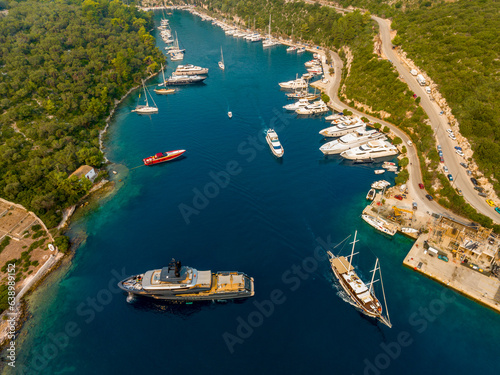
361,185,500,312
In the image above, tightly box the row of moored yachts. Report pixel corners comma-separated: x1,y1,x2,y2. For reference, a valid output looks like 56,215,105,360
318,115,398,160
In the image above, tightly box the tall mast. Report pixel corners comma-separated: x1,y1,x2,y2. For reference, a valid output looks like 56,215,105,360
348,230,358,270
369,258,379,293
161,63,166,84
142,80,148,106
269,14,271,38
379,263,391,327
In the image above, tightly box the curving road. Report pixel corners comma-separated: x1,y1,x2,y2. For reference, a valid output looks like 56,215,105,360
309,1,498,223
372,16,498,222
319,52,461,219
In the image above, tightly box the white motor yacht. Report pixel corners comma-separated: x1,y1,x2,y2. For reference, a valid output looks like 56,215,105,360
304,59,320,67
283,98,310,111
266,129,284,158
296,100,328,115
173,64,209,76
279,77,308,90
340,140,398,160
319,129,386,155
319,119,365,137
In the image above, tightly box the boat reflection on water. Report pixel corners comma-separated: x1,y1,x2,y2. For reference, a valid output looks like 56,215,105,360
125,295,248,318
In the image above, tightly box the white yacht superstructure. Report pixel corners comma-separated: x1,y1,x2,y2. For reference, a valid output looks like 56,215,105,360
266,129,284,157
340,140,398,160
319,117,366,137
319,130,386,155
296,100,328,115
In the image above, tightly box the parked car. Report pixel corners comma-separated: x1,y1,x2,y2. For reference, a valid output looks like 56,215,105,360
418,183,424,189
447,174,453,181
474,186,484,193
479,192,488,198
470,177,478,185
495,207,500,214
437,145,442,151
407,140,413,146
426,194,433,201
440,156,444,163
460,162,468,168
443,165,449,173
486,199,495,207
456,188,462,196
446,129,453,133
438,150,443,157
467,170,472,176
456,149,464,157
454,146,462,151
412,202,418,210
449,134,456,140
438,254,449,262
395,195,403,200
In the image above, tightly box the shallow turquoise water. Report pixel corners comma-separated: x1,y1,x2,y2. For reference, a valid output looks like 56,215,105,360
9,10,500,375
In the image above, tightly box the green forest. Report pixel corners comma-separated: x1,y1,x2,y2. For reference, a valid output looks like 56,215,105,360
392,0,500,191
0,0,164,227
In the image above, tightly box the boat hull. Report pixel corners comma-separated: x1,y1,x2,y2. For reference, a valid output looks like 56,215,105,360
165,76,206,85
143,150,186,166
361,214,396,236
266,133,284,158
328,255,383,320
118,273,255,302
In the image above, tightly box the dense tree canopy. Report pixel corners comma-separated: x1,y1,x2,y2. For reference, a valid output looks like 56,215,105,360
0,0,164,227
393,0,500,189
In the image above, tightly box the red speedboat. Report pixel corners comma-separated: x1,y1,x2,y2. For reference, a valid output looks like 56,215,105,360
143,149,186,166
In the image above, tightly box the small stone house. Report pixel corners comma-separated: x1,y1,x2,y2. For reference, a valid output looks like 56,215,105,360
70,165,97,182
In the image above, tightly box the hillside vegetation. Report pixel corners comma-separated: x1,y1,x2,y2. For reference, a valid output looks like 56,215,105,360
0,0,164,227
392,0,500,190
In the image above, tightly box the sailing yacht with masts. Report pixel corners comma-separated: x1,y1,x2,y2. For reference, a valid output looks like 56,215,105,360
262,15,279,48
219,47,225,70
154,64,175,95
327,231,392,328
132,80,158,114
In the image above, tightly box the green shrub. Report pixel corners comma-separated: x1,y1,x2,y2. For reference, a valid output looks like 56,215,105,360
0,236,11,254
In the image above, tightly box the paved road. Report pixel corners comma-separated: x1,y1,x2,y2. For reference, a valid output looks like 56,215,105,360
308,1,498,223
318,53,461,219
372,16,498,223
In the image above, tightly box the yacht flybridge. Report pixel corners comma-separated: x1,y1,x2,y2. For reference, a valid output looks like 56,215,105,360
340,140,398,160
266,129,284,157
319,129,386,155
319,117,366,137
172,64,209,76
118,259,255,302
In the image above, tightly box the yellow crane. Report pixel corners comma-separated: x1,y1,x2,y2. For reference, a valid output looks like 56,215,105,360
393,206,413,218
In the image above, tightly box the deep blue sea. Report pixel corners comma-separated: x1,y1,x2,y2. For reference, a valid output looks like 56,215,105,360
9,10,500,375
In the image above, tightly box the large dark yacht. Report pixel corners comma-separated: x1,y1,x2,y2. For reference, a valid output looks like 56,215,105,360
118,259,254,302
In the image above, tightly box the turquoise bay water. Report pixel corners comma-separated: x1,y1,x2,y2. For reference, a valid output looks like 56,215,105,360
9,10,500,375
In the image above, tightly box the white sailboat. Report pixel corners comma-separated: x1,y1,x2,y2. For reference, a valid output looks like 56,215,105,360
218,47,225,70
132,80,158,114
327,231,392,328
154,64,175,95
262,15,279,48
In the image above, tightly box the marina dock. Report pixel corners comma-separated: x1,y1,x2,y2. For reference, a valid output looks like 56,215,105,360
404,235,500,313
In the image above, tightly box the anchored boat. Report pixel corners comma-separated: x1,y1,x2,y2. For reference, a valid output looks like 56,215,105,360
143,149,186,166
327,231,392,328
118,259,255,302
266,129,284,158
